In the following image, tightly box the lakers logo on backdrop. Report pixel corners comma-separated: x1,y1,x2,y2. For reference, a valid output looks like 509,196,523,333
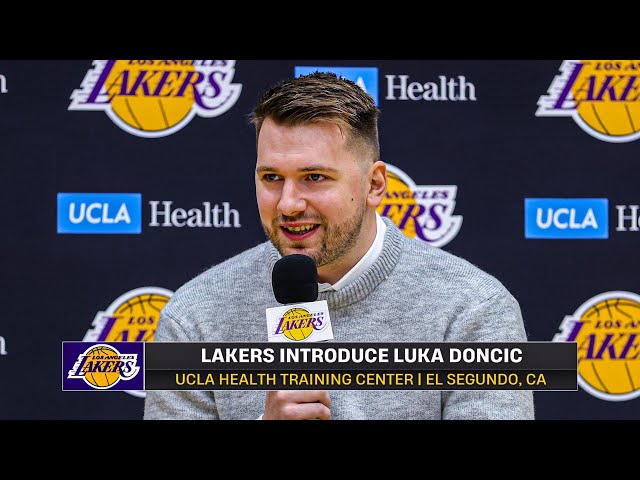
378,164,462,248
537,60,640,143
69,60,242,138
553,291,640,401
83,286,173,397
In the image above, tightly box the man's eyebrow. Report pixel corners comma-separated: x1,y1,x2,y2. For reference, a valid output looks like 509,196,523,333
256,166,341,174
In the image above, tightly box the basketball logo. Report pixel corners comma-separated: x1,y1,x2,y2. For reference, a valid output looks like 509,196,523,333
66,342,142,391
84,287,173,345
105,60,196,133
110,291,171,343
554,291,640,401
82,344,122,388
572,60,640,139
267,300,333,342
536,60,640,143
83,286,173,398
377,163,462,248
281,307,315,341
69,60,243,138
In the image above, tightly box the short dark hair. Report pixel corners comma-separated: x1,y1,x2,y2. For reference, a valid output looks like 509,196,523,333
249,71,380,163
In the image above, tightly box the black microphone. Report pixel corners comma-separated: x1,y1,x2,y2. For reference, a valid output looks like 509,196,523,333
272,254,318,304
266,254,333,342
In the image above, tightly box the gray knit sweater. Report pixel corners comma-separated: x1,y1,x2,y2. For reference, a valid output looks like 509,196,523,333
143,217,535,420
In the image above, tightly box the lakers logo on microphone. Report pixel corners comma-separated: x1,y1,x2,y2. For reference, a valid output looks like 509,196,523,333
276,307,323,341
266,301,334,343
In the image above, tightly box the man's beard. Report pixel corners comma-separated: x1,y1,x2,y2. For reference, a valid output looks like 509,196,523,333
262,203,367,268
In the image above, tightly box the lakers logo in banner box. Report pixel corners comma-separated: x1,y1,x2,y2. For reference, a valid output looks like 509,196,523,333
63,342,144,391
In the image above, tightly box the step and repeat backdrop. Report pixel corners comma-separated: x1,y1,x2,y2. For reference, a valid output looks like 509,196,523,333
1,60,638,420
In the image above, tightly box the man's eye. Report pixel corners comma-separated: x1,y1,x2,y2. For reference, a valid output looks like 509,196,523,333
308,174,325,181
263,174,280,181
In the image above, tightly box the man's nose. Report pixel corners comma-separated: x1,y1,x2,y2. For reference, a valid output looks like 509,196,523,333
277,179,307,217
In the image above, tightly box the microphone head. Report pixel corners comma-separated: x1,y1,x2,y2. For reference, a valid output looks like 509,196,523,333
272,254,318,304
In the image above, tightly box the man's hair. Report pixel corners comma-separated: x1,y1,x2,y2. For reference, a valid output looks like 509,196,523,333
249,71,381,163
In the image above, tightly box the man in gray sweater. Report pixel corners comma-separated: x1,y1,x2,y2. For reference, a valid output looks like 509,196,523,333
143,72,535,420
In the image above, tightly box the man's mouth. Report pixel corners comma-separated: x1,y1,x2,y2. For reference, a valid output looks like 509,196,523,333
280,223,320,240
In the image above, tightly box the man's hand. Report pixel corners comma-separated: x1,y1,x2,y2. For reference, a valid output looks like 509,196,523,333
263,390,331,420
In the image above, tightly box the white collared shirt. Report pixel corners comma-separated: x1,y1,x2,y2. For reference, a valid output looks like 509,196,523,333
318,212,387,292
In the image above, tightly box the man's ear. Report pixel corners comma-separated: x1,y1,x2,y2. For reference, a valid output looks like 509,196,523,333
366,161,387,208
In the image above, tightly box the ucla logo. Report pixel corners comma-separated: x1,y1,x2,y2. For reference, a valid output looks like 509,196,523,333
295,66,379,105
64,342,144,391
83,286,173,397
378,163,462,248
536,60,640,143
524,198,608,239
69,60,242,138
57,193,142,234
553,291,640,401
